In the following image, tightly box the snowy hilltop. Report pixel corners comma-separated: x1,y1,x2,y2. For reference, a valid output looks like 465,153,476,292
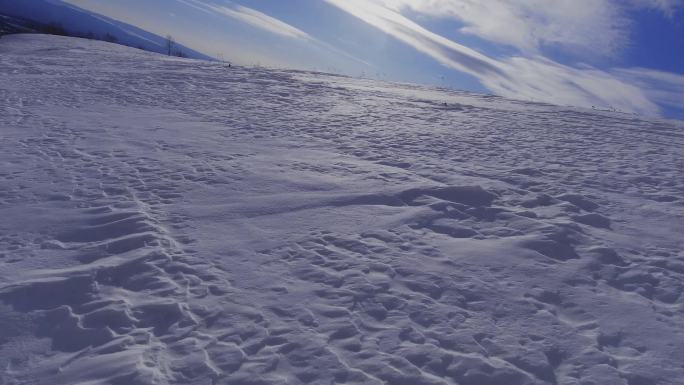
1,34,683,385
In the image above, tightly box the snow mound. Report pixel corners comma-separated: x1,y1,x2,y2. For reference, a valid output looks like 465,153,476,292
1,34,683,385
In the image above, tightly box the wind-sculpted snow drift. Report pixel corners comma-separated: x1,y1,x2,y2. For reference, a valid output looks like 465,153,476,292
1,34,683,385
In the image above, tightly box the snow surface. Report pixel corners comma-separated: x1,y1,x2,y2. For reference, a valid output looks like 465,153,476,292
1,34,684,385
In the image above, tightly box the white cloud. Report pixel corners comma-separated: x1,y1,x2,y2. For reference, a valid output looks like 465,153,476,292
364,0,681,58
325,0,672,116
630,0,682,17
489,57,659,115
614,68,684,112
372,0,628,56
209,4,310,40
179,0,311,40
322,0,502,76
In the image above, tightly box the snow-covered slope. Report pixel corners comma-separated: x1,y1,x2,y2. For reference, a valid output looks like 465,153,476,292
0,0,212,60
0,14,36,36
1,34,683,385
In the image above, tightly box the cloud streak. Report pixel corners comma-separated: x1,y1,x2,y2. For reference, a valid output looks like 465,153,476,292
630,0,683,17
370,0,681,57
614,68,684,114
171,0,373,72
325,0,680,116
206,4,311,40
178,0,310,40
322,0,502,76
377,0,628,57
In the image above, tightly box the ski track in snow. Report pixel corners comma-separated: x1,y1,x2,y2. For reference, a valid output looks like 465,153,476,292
0,34,683,385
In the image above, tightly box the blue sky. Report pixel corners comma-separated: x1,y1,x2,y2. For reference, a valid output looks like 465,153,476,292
64,0,684,119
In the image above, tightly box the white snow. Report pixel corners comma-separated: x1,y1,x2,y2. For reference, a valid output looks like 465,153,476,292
1,34,683,385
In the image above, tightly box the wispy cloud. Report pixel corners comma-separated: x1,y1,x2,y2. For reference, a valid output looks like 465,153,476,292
178,0,310,40
173,0,371,70
488,57,659,115
614,68,684,113
630,0,683,18
207,4,311,40
369,0,681,57
325,0,682,116
376,0,627,57
322,0,502,76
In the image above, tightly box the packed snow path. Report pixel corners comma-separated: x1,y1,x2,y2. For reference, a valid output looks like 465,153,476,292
1,35,683,385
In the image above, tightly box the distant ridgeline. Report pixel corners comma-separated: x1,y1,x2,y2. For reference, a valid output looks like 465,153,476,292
0,14,150,52
0,14,36,36
0,0,214,61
